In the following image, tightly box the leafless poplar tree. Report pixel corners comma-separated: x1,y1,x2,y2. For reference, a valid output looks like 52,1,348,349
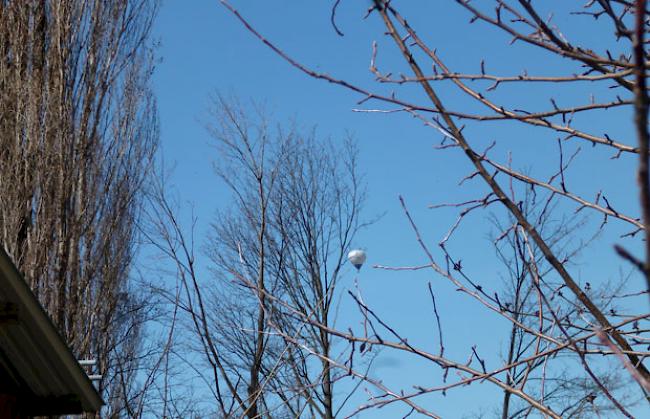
219,0,650,417
0,1,159,415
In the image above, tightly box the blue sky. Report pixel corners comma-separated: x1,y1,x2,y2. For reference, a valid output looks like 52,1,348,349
152,1,649,417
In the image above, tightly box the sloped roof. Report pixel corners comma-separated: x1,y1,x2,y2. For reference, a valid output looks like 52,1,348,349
0,247,103,415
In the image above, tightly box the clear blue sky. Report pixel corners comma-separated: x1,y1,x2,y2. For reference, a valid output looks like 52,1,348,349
152,1,649,417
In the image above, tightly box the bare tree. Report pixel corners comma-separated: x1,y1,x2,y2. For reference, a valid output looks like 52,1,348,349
218,0,650,417
267,131,366,419
148,96,367,418
491,189,637,418
0,0,159,415
206,97,282,418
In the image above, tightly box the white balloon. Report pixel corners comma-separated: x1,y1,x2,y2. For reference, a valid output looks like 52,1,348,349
347,249,367,270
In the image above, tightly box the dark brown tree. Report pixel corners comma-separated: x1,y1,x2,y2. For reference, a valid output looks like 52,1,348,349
0,1,159,415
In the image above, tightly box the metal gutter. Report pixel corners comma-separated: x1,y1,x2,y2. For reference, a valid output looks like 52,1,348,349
0,246,103,414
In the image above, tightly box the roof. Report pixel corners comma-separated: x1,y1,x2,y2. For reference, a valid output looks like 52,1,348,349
0,246,103,415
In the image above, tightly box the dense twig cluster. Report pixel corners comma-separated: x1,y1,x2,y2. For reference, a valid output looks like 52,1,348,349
0,1,164,416
148,96,368,418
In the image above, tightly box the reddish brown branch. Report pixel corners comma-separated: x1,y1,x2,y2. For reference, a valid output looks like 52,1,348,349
634,0,650,300
378,0,650,384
